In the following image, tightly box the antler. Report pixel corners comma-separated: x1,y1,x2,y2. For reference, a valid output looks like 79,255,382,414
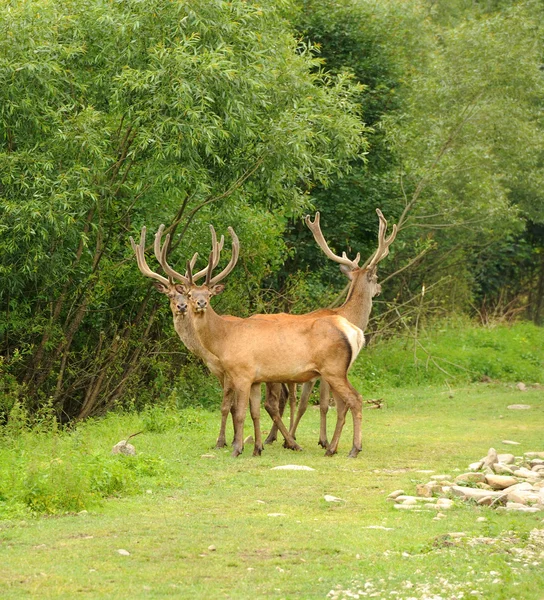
205,226,240,286
305,212,361,269
364,209,397,271
130,227,171,286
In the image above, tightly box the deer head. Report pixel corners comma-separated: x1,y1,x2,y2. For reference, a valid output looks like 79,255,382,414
305,208,397,298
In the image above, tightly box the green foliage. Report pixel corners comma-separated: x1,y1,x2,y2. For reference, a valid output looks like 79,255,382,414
352,321,544,391
0,0,365,419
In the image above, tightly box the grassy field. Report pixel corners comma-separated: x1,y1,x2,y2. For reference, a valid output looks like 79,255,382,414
1,381,543,599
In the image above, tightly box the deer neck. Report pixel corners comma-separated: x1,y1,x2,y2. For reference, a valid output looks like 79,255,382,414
172,311,224,377
336,272,374,332
188,304,228,360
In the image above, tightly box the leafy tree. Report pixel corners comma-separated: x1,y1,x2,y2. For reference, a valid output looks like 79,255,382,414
0,0,366,418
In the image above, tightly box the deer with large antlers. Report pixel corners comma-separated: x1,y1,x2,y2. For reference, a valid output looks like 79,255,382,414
130,226,297,454
285,209,397,447
166,228,365,458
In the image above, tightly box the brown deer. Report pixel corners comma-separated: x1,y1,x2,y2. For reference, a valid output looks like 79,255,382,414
167,228,365,458
131,226,297,454
286,209,397,447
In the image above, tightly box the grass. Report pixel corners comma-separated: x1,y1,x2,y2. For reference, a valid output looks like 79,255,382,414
1,381,543,599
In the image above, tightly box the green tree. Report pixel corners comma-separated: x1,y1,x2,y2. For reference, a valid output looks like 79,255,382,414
0,0,366,418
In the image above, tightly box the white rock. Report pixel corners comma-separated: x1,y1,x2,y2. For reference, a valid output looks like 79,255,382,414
271,465,315,471
208,545,216,551
324,495,344,503
502,482,535,493
455,472,486,484
507,491,542,505
493,463,514,475
469,461,484,471
507,404,531,410
525,452,544,459
112,441,136,456
243,435,254,444
516,382,528,392
430,475,451,481
436,498,454,509
485,474,518,490
393,504,417,510
365,526,394,530
450,486,506,500
267,513,286,517
502,440,521,445
201,454,216,459
497,454,516,465
117,549,130,556
387,489,405,499
482,448,499,468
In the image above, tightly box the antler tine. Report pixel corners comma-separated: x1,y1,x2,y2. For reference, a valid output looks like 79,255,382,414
130,226,170,286
208,227,240,286
305,212,360,269
153,225,190,284
185,259,194,286
204,250,215,286
365,209,398,270
192,225,224,283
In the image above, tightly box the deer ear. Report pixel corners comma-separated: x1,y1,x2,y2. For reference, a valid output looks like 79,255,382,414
339,264,354,280
210,284,225,296
174,284,188,294
153,281,169,294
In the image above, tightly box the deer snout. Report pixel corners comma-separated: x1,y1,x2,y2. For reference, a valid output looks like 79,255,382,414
176,301,188,314
196,298,208,311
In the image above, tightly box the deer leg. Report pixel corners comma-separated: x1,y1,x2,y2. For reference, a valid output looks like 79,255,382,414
347,389,363,459
289,379,316,439
264,383,286,444
231,383,251,458
249,383,263,456
288,383,297,430
215,385,234,449
318,380,331,449
264,386,302,452
325,379,362,457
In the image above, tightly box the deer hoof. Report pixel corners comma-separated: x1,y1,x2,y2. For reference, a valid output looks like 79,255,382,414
347,447,361,459
253,445,263,457
318,439,329,449
324,448,337,457
231,446,243,458
264,435,277,445
215,439,227,449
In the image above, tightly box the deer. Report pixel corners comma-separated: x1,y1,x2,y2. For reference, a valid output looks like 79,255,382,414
161,227,365,458
130,226,298,455
283,209,397,448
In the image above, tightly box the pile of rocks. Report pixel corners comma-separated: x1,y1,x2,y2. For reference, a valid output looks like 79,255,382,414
387,448,544,514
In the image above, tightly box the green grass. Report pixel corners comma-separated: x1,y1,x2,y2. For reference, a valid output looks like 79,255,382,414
1,382,543,599
353,320,544,392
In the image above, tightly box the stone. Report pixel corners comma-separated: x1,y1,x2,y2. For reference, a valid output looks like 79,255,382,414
267,513,286,517
395,496,436,504
476,517,487,522
476,482,493,489
482,448,499,469
502,440,521,445
200,454,216,459
450,486,506,500
485,475,519,490
507,404,531,410
271,465,315,471
516,382,528,392
514,468,539,479
469,461,484,471
112,441,136,456
502,482,535,494
436,498,454,509
493,463,514,475
430,475,451,481
416,483,439,497
208,545,216,551
455,472,486,484
387,490,405,500
497,454,516,465
506,505,541,513
401,498,418,505
324,495,344,503
525,452,544,459
393,504,417,510
244,435,254,444
507,491,542,505
529,458,544,466
117,549,130,556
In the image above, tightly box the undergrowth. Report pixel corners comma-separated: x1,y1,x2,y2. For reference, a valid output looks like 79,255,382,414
352,320,544,393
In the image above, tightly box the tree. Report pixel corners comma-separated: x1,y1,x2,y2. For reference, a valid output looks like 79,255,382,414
0,0,366,418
